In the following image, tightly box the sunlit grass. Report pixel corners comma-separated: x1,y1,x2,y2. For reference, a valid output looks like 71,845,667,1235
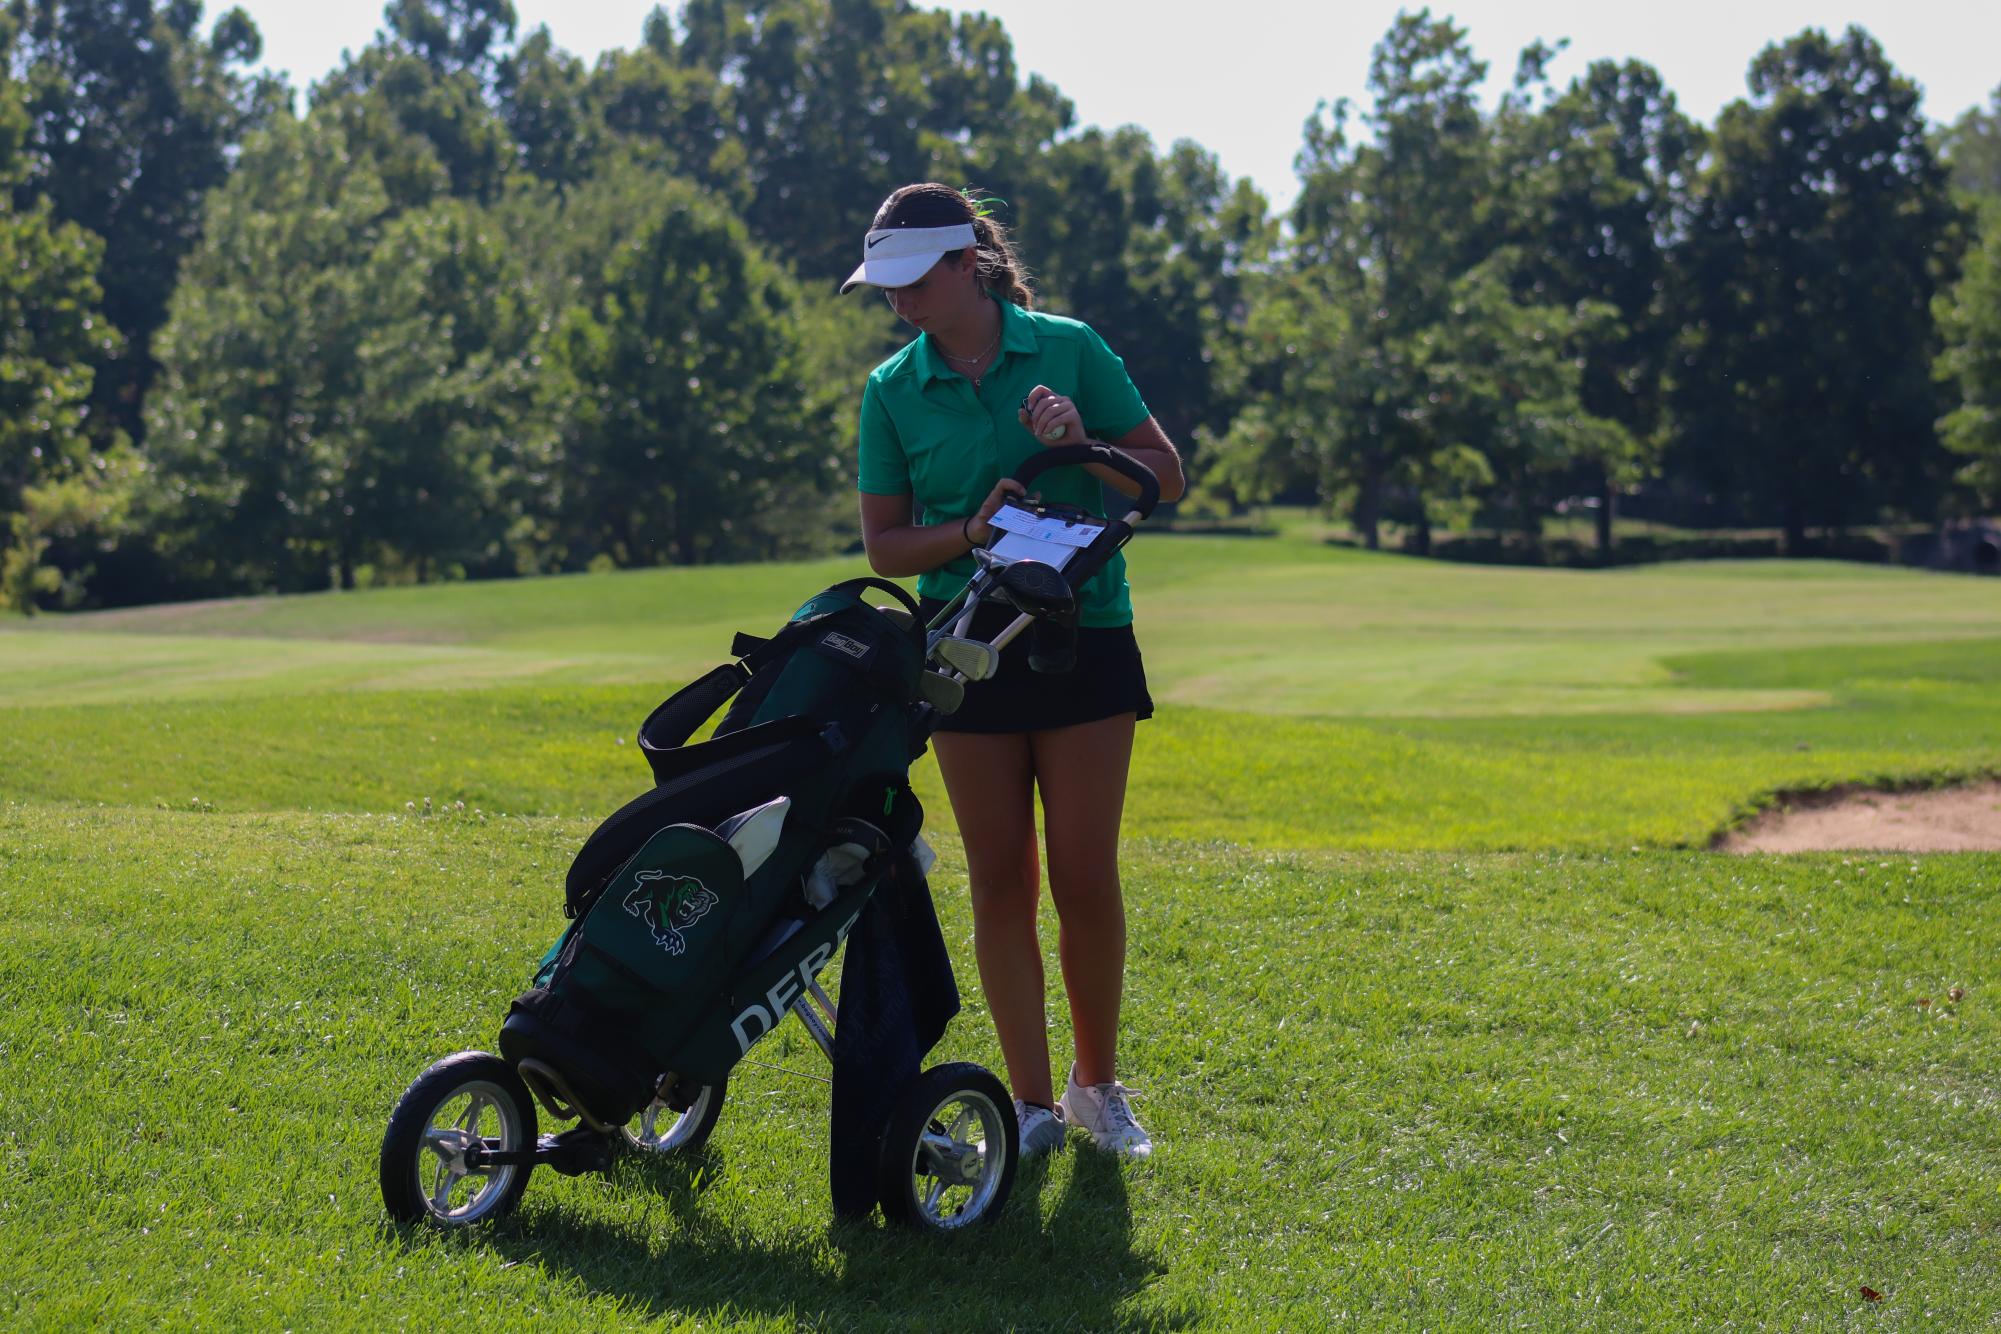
3,541,2000,1327
2,806,1996,1328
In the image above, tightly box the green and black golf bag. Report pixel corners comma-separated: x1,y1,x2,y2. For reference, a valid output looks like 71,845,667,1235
498,578,931,1125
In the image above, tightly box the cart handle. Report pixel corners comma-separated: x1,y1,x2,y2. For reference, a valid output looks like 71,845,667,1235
1010,443,1160,520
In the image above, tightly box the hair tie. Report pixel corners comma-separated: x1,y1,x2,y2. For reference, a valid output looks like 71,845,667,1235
961,189,1008,221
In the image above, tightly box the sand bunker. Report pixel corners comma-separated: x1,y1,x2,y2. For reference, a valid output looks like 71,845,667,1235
1718,782,2001,853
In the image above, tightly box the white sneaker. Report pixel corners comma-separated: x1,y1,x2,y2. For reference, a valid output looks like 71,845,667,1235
1014,1100,1067,1160
1058,1066,1153,1159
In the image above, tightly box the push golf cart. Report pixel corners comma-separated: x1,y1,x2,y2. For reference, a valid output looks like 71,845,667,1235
378,444,1160,1233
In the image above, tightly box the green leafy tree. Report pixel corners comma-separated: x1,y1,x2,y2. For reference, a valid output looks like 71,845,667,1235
1201,265,1363,515
344,200,544,582
308,76,456,214
312,0,519,204
1433,261,1634,547
1939,89,2001,199
146,113,394,591
1215,253,1624,555
383,0,517,78
582,26,746,205
544,171,838,566
1495,54,1700,551
147,112,537,591
667,0,1070,280
2,459,138,612
0,59,125,609
0,172,108,517
1288,10,1496,547
1016,129,1271,453
495,25,603,191
0,207,101,509
1935,200,2001,507
1673,27,1963,549
5,0,277,447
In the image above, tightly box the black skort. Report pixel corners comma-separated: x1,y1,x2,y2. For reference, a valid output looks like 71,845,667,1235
917,596,1155,734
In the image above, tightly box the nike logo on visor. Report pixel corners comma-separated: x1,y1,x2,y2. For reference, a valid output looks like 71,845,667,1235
867,234,892,249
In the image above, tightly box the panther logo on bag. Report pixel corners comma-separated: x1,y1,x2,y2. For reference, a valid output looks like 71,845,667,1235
622,871,720,955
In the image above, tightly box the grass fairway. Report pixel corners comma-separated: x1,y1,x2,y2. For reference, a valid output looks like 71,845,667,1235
2,536,1999,1328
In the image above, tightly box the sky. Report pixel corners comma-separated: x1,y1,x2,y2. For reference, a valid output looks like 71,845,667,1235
228,0,2000,212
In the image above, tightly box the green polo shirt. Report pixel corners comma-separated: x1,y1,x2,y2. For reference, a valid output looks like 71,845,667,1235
857,298,1152,627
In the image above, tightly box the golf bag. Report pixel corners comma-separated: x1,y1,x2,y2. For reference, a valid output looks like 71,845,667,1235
497,577,931,1125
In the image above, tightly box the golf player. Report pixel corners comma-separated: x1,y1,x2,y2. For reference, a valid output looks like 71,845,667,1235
842,182,1185,1160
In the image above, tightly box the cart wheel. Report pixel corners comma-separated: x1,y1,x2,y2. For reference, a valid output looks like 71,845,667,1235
380,1051,538,1228
622,1079,726,1155
878,1062,1017,1230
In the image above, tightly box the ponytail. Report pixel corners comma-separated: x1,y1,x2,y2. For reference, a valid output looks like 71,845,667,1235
969,211,1034,310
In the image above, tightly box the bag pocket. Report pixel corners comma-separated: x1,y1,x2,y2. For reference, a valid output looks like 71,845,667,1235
571,823,746,1014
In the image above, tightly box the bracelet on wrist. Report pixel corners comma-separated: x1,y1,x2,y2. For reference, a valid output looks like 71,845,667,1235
962,514,976,547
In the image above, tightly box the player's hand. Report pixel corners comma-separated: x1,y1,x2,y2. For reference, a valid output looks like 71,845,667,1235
968,478,1026,547
1019,385,1083,445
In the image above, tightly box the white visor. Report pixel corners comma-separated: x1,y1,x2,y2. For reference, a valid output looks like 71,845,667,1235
840,223,977,293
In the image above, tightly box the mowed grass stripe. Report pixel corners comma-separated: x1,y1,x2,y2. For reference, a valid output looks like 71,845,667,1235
0,629,660,706
10,540,2001,718
1,806,1994,1327
5,634,1998,847
3,555,870,650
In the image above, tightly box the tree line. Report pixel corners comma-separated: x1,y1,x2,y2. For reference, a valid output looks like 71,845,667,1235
2,0,1999,609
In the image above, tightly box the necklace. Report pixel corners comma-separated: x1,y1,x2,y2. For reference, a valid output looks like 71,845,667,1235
937,322,1001,384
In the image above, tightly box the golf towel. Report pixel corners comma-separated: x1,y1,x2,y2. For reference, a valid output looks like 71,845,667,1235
827,851,960,1218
